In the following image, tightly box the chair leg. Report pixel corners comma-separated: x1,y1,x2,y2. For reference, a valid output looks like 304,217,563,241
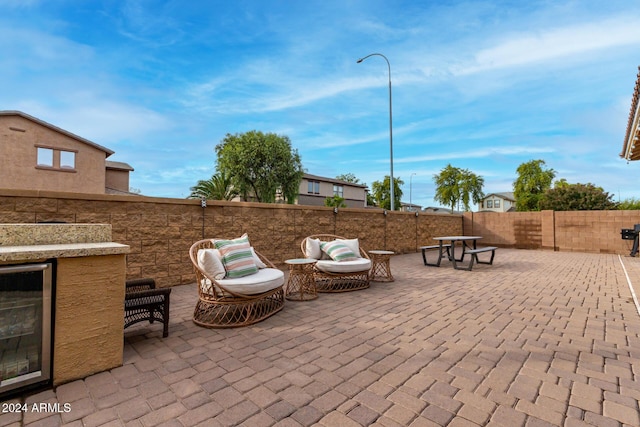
162,295,170,337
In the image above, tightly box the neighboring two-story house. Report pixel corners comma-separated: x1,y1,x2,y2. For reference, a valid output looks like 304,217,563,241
0,110,134,195
298,173,368,208
478,192,516,212
401,202,422,212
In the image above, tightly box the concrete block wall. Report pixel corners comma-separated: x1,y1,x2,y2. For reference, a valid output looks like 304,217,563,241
5,189,640,288
0,189,462,288
465,210,640,254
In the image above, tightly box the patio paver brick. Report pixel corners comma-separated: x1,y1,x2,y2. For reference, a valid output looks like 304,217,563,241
5,249,640,427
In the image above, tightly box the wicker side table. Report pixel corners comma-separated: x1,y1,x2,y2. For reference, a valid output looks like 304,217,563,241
368,250,395,282
285,258,318,301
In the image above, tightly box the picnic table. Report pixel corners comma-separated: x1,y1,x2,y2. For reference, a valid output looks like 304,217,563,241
420,236,497,270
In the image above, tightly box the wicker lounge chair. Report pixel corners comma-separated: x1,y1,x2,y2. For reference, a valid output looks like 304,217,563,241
189,239,285,328
300,234,371,292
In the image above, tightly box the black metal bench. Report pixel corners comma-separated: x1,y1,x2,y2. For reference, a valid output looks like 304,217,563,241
453,246,498,271
125,278,171,337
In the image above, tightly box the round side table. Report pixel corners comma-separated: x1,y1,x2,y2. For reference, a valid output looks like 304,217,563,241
285,258,318,301
368,250,395,282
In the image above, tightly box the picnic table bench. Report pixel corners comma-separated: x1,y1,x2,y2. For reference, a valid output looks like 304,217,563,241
453,246,498,271
421,236,498,271
420,244,452,266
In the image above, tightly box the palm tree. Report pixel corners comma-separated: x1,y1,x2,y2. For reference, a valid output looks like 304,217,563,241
188,171,239,201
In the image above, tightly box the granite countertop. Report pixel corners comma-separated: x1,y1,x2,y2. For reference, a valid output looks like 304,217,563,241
0,223,130,263
0,242,130,263
0,223,112,246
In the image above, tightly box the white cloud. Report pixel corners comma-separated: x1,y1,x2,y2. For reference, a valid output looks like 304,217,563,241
455,16,640,75
186,72,377,114
14,100,173,144
394,146,556,164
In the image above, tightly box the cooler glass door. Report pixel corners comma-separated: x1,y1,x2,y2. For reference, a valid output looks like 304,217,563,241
0,263,52,395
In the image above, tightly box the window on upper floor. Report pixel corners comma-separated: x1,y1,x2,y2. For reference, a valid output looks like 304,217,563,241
36,145,77,172
37,147,54,167
486,200,493,208
494,200,501,208
333,184,343,198
308,180,320,194
60,150,76,169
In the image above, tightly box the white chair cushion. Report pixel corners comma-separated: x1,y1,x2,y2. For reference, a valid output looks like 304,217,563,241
217,268,284,294
305,238,322,259
315,258,371,273
197,248,226,280
250,247,267,268
336,238,362,258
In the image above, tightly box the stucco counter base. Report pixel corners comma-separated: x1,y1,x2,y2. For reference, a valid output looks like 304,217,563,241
0,237,130,387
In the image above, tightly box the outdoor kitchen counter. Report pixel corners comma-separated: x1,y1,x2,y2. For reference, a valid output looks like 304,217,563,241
0,223,130,386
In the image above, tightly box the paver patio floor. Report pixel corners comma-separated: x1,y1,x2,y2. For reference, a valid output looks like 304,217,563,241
2,249,640,427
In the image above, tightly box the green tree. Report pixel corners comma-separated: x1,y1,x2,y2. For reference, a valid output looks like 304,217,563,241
433,164,485,213
215,131,304,203
539,182,617,211
371,176,404,210
366,192,376,207
188,171,239,200
513,159,556,211
336,173,360,184
324,195,347,208
459,168,485,212
618,197,640,210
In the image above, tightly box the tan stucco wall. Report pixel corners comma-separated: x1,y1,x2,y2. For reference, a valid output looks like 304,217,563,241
53,254,126,385
105,169,130,192
0,115,107,194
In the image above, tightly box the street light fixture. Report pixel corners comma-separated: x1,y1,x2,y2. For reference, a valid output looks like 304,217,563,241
357,53,394,211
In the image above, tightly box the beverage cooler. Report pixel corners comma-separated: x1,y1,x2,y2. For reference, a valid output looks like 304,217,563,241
0,262,53,397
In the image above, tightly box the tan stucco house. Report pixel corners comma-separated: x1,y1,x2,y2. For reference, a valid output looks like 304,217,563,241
478,192,516,212
297,173,368,208
401,202,422,212
0,110,133,194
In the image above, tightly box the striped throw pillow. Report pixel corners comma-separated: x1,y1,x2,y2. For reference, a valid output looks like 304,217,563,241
213,234,259,278
320,240,358,262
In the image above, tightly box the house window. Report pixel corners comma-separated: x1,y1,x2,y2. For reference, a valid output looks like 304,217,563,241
35,145,77,171
60,150,76,169
333,185,343,198
494,200,500,209
307,180,319,194
486,200,493,208
37,147,54,167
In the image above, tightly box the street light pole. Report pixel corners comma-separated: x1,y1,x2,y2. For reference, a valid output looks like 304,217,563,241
357,53,394,211
410,172,416,211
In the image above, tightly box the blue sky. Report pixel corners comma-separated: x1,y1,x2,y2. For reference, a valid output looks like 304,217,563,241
3,1,640,209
